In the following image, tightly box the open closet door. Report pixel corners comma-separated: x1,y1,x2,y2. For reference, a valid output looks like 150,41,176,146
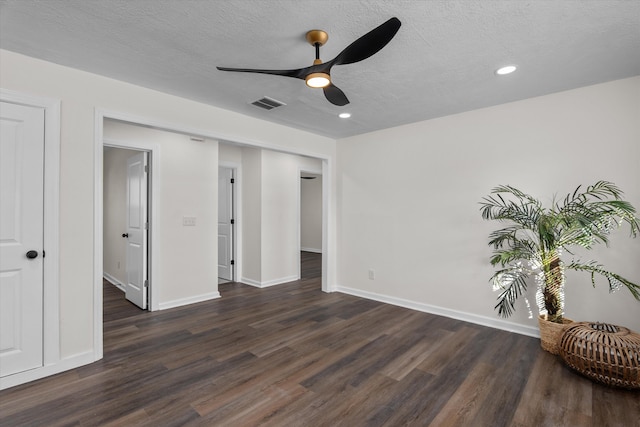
125,151,148,309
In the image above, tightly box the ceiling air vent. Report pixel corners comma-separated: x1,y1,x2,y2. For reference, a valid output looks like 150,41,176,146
251,96,286,110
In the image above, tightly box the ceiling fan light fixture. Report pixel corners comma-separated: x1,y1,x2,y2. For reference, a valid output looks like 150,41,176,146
305,72,331,88
496,65,517,75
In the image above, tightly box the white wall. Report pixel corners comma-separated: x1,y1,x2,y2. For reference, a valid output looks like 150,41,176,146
260,150,305,285
104,120,220,306
301,174,322,253
218,142,243,164
240,147,263,283
337,76,640,333
0,49,336,377
103,147,139,286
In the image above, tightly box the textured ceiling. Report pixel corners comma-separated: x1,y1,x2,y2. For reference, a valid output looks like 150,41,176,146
1,0,639,139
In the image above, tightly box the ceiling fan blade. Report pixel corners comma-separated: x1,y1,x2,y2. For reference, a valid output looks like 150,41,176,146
323,84,349,106
216,66,309,79
331,17,401,66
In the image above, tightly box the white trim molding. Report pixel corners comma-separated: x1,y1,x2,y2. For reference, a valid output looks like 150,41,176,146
240,275,300,289
0,351,94,391
321,160,333,292
103,273,125,292
0,89,61,389
239,277,262,288
157,292,221,311
335,285,540,338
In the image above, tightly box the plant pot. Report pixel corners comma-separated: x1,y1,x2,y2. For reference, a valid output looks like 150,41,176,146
538,315,574,355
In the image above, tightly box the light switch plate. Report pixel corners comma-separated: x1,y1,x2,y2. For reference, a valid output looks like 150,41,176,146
183,216,196,226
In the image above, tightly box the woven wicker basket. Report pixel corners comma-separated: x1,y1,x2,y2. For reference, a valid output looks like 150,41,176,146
538,315,574,355
559,322,640,389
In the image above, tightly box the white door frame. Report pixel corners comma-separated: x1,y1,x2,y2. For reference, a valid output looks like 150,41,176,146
0,89,60,390
218,161,241,282
93,109,334,361
96,136,159,358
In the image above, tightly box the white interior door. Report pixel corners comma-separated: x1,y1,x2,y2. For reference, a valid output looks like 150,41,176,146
0,101,44,377
125,152,148,309
218,167,233,281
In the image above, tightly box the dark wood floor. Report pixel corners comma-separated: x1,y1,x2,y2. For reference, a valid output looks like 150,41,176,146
1,252,638,426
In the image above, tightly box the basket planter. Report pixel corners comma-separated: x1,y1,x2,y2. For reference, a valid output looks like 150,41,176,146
559,322,640,389
538,315,574,355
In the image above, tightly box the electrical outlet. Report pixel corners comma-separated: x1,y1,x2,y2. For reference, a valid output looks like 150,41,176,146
368,269,375,280
183,216,196,226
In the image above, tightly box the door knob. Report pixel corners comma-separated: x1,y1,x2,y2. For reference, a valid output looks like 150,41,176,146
26,250,39,259
122,233,129,238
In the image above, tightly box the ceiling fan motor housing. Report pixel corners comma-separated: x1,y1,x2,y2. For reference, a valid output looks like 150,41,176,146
305,30,328,47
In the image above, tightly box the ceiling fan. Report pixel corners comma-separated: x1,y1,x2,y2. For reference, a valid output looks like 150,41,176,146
217,17,401,106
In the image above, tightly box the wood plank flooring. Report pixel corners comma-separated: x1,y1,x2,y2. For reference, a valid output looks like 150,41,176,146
1,252,638,426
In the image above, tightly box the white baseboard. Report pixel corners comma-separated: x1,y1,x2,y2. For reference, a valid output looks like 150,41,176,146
103,272,125,291
0,350,96,390
158,291,221,310
301,247,322,254
335,285,540,338
240,275,300,288
239,277,262,288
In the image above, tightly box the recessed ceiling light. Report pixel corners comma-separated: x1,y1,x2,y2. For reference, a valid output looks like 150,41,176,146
496,65,517,75
338,112,351,119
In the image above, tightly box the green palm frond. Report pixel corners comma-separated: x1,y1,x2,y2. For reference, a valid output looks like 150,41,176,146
490,267,530,318
480,186,543,229
489,240,538,267
488,225,527,248
492,184,542,204
556,181,639,245
566,260,640,301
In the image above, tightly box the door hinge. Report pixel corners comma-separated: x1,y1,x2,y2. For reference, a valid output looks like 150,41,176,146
144,280,149,288
230,219,235,225
230,260,235,265
230,178,235,184
144,222,149,230
144,165,149,173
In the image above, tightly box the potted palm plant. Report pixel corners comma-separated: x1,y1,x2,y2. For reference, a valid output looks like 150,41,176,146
480,181,640,354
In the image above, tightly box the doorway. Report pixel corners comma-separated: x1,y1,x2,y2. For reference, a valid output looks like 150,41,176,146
299,169,322,282
103,145,152,310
